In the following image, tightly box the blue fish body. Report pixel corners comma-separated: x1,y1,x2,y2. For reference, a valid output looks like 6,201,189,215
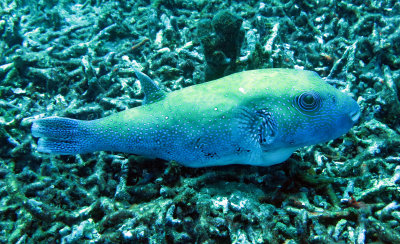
32,69,360,167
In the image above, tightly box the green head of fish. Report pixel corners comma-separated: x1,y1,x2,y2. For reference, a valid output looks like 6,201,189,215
235,69,360,154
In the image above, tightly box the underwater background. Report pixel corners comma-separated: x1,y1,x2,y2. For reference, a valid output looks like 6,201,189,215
1,0,400,243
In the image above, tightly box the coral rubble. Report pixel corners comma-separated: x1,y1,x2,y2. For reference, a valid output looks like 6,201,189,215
0,0,399,243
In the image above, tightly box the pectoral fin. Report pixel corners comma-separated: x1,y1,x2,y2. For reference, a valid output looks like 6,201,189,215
235,107,278,147
255,109,277,145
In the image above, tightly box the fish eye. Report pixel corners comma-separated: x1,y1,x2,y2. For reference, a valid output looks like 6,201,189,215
295,91,322,112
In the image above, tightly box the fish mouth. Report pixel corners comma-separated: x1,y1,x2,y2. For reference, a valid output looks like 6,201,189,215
349,107,361,123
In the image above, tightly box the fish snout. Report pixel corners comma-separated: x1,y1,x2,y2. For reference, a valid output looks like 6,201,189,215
349,100,361,124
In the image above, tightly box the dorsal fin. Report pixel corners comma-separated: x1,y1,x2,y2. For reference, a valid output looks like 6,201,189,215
133,68,166,104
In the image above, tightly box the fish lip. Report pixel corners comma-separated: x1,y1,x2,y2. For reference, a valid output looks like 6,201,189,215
349,107,361,123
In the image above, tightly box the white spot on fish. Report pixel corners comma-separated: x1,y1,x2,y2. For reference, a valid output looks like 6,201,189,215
239,87,246,94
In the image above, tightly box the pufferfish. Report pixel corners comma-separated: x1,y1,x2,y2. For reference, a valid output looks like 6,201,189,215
31,69,360,167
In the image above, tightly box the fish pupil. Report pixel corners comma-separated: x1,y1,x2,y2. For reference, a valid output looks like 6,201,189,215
303,94,314,105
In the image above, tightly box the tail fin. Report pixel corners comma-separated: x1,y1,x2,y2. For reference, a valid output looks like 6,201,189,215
31,116,95,155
